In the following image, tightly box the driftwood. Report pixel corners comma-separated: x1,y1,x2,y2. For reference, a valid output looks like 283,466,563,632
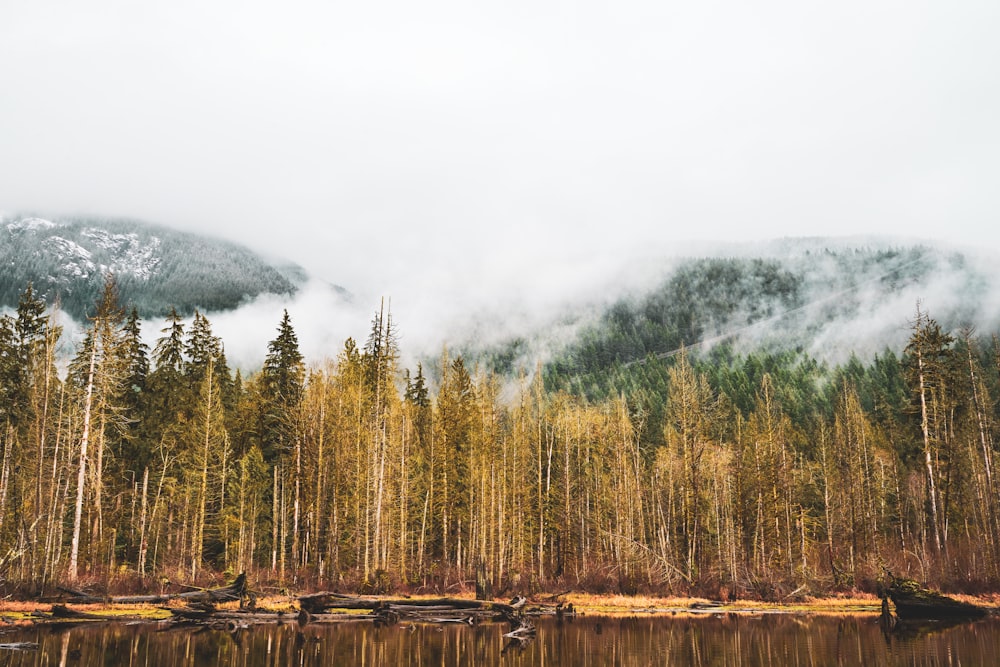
883,574,991,622
166,606,377,628
49,604,106,619
299,593,507,614
296,591,541,642
58,573,248,606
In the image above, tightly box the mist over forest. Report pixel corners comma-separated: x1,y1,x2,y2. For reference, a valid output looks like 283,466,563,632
4,215,1000,597
4,0,1000,611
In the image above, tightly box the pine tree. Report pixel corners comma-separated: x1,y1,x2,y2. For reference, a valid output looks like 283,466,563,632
904,304,956,553
436,355,476,567
146,307,190,435
120,307,150,465
261,309,304,461
260,310,304,578
153,308,186,375
68,274,129,581
185,311,222,388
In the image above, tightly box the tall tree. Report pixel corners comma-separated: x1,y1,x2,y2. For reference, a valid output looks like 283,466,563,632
120,307,150,463
660,347,716,580
261,309,304,461
260,310,304,578
68,274,129,581
436,354,476,570
146,307,189,437
904,304,955,554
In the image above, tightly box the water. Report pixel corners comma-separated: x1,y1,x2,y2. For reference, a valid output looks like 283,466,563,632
2,614,999,666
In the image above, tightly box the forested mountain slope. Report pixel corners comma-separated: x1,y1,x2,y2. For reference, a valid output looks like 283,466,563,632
459,242,999,443
0,215,303,319
545,244,988,386
3,238,1000,598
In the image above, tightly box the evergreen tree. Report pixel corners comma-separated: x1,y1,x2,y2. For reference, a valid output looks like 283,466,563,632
261,309,304,461
68,273,130,580
146,307,189,435
122,307,149,401
0,315,21,426
120,306,151,466
436,355,476,562
185,310,222,388
904,304,956,553
153,307,186,376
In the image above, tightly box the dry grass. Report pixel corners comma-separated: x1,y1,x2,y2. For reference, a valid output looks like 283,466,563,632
3,589,996,621
545,592,886,616
0,601,171,624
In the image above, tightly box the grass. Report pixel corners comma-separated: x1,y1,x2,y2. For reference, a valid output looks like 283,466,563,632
0,601,172,624
3,591,996,621
552,592,885,616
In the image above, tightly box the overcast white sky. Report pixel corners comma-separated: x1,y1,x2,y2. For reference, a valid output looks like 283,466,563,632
2,0,999,357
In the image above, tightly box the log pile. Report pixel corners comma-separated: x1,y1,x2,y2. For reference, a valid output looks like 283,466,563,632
37,573,559,641
300,593,512,621
297,592,541,638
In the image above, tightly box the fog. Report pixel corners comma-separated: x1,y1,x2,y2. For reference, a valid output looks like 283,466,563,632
2,0,999,368
134,236,1000,377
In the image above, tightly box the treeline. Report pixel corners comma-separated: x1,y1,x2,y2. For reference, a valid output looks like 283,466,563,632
3,277,1000,598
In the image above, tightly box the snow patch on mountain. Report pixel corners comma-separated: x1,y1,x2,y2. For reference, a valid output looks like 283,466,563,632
82,227,161,280
3,216,164,282
43,236,96,280
7,217,58,234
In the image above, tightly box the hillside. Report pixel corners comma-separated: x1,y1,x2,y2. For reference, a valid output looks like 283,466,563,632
0,215,303,319
544,245,942,380
452,241,999,438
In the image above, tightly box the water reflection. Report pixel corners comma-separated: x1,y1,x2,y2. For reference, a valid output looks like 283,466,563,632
3,614,1000,666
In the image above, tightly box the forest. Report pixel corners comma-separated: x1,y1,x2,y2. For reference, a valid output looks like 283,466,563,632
2,273,1000,601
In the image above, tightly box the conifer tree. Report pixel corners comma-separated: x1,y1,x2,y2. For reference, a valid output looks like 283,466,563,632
436,355,476,567
146,307,189,435
261,310,304,461
661,347,716,580
261,310,304,577
185,311,222,388
904,304,956,553
68,274,129,581
120,307,150,463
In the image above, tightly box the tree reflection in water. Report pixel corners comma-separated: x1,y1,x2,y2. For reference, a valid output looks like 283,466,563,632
2,614,999,666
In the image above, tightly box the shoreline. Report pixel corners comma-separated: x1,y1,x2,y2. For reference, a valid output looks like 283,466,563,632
4,587,1000,627
6,592,993,623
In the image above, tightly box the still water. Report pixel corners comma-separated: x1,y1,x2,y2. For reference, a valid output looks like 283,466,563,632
3,614,999,666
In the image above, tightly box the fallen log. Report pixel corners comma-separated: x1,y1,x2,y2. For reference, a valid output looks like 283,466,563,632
298,593,533,630
166,603,379,627
884,574,990,621
58,573,248,606
299,593,516,616
50,604,106,620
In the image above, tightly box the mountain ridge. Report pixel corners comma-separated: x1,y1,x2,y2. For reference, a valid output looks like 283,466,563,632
450,240,1000,392
0,214,311,320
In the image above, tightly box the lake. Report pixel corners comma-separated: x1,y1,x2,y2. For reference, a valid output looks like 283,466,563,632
3,613,999,665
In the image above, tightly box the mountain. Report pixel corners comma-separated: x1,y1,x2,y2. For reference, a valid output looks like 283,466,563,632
439,240,1000,446
458,239,999,389
0,215,306,320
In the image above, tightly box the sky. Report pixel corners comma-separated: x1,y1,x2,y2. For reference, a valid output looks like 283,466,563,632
2,0,999,362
